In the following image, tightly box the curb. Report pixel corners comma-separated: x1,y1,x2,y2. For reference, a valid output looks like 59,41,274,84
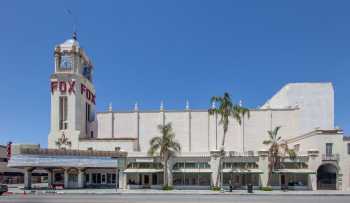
7,191,350,196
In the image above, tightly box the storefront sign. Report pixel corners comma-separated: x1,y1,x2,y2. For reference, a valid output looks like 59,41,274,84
51,81,96,104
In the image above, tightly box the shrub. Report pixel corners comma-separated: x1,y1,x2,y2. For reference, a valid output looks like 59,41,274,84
211,186,221,191
260,186,272,191
162,185,173,190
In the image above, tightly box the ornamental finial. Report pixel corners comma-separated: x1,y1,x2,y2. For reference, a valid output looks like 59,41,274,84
185,100,190,110
108,102,113,112
160,100,164,111
134,102,139,111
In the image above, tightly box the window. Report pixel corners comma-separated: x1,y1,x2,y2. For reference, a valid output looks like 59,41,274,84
60,54,73,70
59,96,68,130
185,162,196,169
115,147,121,152
82,66,92,81
85,102,94,134
85,173,90,184
347,143,350,155
92,173,97,184
173,162,210,169
112,174,116,184
326,143,333,156
54,173,64,183
294,144,300,152
106,173,116,184
87,147,93,151
101,174,106,183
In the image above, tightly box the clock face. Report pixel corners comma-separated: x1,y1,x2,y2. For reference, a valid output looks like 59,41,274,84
60,54,73,70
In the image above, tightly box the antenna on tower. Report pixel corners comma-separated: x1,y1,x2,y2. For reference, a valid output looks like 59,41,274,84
66,9,78,40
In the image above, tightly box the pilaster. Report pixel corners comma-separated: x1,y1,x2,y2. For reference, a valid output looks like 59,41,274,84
77,168,85,188
64,168,69,188
24,168,33,190
258,150,269,187
307,150,319,190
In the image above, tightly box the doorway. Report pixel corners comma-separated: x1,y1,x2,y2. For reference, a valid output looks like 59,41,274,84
317,164,337,190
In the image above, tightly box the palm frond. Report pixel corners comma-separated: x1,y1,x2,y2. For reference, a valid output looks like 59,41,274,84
263,140,272,145
287,149,297,160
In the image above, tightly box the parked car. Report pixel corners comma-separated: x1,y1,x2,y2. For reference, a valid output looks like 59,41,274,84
0,184,8,195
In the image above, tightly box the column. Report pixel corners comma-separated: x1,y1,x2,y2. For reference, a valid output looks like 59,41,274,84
118,157,127,189
134,103,140,151
308,173,317,191
24,168,33,190
78,168,85,188
307,150,319,190
118,170,127,189
185,101,191,152
64,168,69,189
258,150,269,187
47,169,53,188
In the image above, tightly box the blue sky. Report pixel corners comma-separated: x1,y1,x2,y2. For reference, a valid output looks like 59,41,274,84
0,1,349,146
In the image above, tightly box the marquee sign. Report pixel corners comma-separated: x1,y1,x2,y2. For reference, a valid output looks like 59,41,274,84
51,81,96,104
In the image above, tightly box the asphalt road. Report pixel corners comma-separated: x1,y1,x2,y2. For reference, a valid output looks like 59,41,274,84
1,194,350,203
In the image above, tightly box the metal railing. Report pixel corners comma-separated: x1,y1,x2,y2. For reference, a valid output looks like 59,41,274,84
322,154,339,161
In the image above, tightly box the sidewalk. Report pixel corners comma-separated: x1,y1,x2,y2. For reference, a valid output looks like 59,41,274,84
6,186,350,196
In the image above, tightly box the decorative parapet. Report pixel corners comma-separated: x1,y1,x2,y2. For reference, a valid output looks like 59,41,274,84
17,147,127,158
223,156,259,163
227,151,255,156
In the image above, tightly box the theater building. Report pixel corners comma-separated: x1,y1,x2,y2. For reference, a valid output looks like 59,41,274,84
8,36,350,190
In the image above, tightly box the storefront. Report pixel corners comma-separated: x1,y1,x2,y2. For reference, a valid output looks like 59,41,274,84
272,169,315,190
7,148,125,189
172,161,211,189
125,162,164,189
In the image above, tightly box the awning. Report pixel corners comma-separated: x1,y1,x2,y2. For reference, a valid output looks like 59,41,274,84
123,168,163,173
222,168,263,174
273,169,315,174
172,168,212,173
7,155,119,168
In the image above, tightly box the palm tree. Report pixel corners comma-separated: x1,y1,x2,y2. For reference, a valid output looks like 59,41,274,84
263,126,296,186
208,92,247,187
148,122,181,187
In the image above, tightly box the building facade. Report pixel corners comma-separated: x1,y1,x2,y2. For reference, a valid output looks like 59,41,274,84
8,36,350,190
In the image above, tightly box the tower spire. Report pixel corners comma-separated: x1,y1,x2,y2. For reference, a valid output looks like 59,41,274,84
66,9,78,40
72,31,77,40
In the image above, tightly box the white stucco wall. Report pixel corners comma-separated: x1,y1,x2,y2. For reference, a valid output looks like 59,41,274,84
261,83,334,135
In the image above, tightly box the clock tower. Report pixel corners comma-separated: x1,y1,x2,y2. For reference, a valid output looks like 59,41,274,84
48,34,96,149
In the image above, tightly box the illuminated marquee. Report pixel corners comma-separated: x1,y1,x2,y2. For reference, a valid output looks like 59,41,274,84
51,81,96,104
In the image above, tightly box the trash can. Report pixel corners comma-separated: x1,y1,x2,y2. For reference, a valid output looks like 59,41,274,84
247,184,253,193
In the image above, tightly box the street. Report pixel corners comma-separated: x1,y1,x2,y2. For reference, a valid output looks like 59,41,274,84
1,194,350,203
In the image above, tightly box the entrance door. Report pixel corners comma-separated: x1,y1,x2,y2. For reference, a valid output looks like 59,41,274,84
281,175,286,190
317,164,337,190
68,174,78,188
143,175,150,188
101,173,107,185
